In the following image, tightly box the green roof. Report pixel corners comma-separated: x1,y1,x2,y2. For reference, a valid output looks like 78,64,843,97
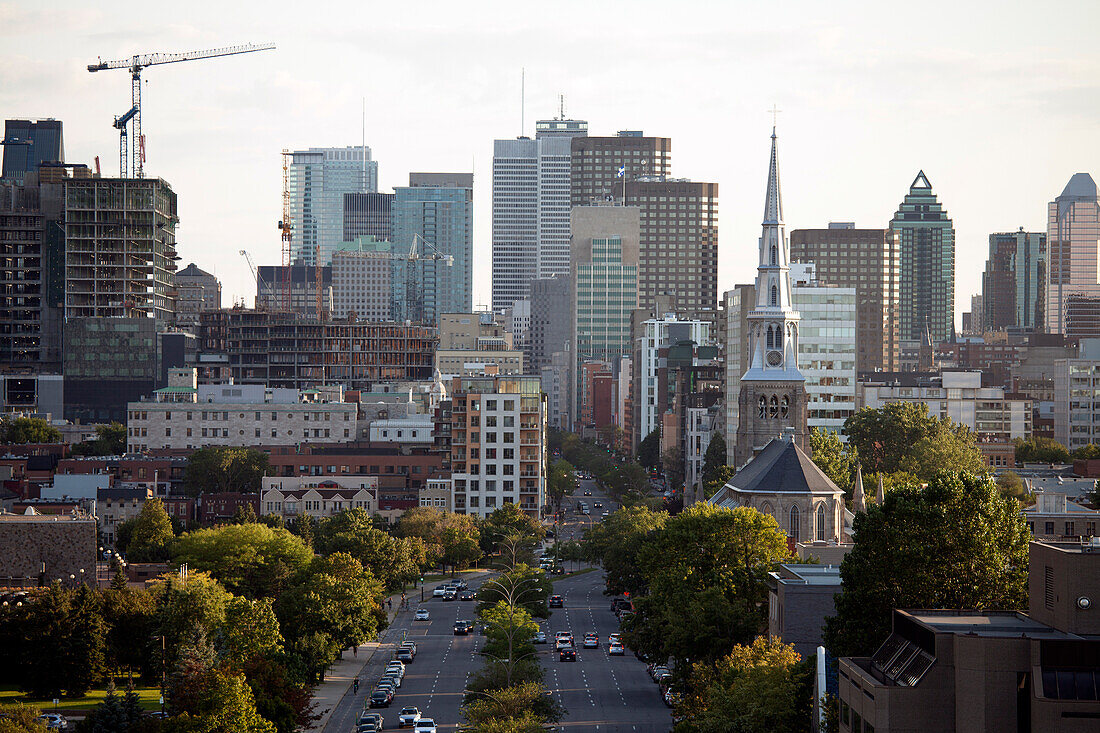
154,386,197,394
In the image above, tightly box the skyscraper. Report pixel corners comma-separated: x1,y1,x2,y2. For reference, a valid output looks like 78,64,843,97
342,192,392,242
981,228,1046,333
1046,173,1100,336
490,117,587,311
890,171,955,345
392,173,473,323
1,119,64,184
569,133,671,208
789,224,900,372
529,275,571,373
289,146,377,266
733,128,808,467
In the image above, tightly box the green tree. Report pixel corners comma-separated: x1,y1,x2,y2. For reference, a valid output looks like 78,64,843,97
101,586,158,679
823,472,1030,658
476,564,552,619
478,601,541,687
127,497,175,562
183,447,269,496
148,571,232,671
0,416,61,444
700,433,728,486
1013,436,1070,464
462,682,562,731
810,427,853,493
1072,443,1100,461
898,424,988,479
480,503,545,558
661,445,685,493
171,523,313,599
701,464,737,501
546,459,577,513
172,669,276,733
217,597,284,668
0,703,48,732
316,508,420,589
291,514,314,548
394,506,480,572
680,637,811,733
71,422,128,457
17,583,106,698
995,470,1027,502
844,403,986,480
637,429,660,470
75,681,143,733
582,505,668,596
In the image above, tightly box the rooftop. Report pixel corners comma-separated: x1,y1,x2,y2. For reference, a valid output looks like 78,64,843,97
904,610,1080,640
712,437,843,499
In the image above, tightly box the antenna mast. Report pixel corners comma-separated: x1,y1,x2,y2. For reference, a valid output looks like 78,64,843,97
520,68,525,136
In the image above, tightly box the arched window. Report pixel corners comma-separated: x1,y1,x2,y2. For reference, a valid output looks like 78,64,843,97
766,326,774,348
770,245,777,266
760,501,774,519
758,395,767,419
789,505,800,542
769,394,779,418
770,284,778,306
781,394,790,418
815,504,826,541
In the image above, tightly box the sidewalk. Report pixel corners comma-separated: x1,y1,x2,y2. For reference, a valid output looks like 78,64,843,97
306,570,492,732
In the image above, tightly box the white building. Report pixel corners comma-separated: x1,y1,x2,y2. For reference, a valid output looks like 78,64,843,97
332,239,393,321
636,316,712,444
290,146,377,266
368,416,435,444
685,403,722,504
1054,338,1100,450
261,476,382,521
540,350,570,431
507,298,531,352
127,369,359,452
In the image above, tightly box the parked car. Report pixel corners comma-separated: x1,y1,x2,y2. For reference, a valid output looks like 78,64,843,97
35,715,66,730
559,647,576,661
549,594,564,608
358,711,384,728
386,663,405,682
396,647,414,662
413,719,437,733
414,608,430,620
398,706,422,727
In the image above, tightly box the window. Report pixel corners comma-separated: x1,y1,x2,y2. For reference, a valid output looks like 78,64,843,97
789,505,800,542
770,284,778,305
770,245,777,266
816,504,825,541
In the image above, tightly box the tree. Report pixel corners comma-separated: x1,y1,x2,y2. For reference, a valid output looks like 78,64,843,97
582,505,668,596
75,681,144,733
71,423,127,457
480,503,545,558
1072,443,1100,461
1014,436,1070,464
995,470,1027,502
217,597,283,669
898,424,988,479
0,416,61,444
681,637,811,733
661,445,685,493
171,524,313,599
316,509,420,589
546,459,577,513
844,403,986,480
101,586,158,680
127,497,175,562
393,507,480,572
148,571,232,671
823,472,1030,658
462,682,562,731
701,465,737,501
0,703,48,732
476,564,552,619
637,429,660,470
700,433,728,487
478,601,541,687
810,427,853,493
183,447,269,496
172,668,276,733
15,583,106,698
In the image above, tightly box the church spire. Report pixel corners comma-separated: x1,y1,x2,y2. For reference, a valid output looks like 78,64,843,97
764,127,783,226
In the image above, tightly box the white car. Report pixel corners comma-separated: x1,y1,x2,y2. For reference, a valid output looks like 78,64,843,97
432,586,448,597
415,608,430,621
398,706,421,726
414,719,437,733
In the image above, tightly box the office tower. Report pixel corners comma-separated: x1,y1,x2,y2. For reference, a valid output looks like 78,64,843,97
289,146,377,266
733,128,808,468
0,169,68,369
331,239,392,321
570,205,640,425
342,192,393,242
790,225,900,372
890,171,955,345
490,117,588,312
529,275,571,373
624,180,719,313
1047,173,1100,335
449,375,547,518
174,263,222,328
981,230,1046,333
392,173,473,323
635,315,712,447
1,119,64,184
569,133,671,208
256,264,332,318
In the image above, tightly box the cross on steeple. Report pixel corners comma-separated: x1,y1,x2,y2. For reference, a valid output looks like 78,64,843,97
769,104,782,130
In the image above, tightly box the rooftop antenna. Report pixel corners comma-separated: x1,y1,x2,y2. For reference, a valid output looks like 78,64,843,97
520,67,525,136
361,96,366,188
559,93,565,120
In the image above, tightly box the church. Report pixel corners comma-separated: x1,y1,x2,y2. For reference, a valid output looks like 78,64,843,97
709,127,845,544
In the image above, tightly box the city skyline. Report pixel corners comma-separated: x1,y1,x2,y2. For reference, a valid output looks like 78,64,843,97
2,0,1098,319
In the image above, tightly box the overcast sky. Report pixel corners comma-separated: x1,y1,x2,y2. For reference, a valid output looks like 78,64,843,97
3,0,1098,322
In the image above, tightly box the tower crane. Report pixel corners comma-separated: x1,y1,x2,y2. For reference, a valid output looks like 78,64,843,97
239,249,267,308
88,42,275,178
394,233,454,324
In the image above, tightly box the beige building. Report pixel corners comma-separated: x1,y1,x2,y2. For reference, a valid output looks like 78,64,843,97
260,476,382,521
435,349,524,376
435,312,524,376
0,511,98,583
1023,492,1100,540
420,477,452,511
98,487,152,545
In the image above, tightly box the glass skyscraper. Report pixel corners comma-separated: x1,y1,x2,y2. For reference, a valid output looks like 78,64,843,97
1046,173,1100,336
1,119,64,184
288,146,377,266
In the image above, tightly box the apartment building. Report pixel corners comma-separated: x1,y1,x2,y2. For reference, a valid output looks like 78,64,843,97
1053,338,1100,450
260,475,380,521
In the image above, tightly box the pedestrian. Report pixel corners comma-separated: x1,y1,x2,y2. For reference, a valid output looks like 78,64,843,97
353,677,359,694
387,598,392,611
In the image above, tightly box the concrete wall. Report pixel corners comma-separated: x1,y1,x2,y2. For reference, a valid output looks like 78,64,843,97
0,515,97,581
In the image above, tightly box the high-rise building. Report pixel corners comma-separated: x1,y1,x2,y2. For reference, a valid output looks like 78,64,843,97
625,179,719,313
289,146,377,266
733,128,809,467
174,263,221,329
256,264,332,318
1054,338,1100,450
491,117,587,311
569,133,672,208
789,225,900,372
392,173,473,324
1,119,64,184
529,275,571,373
1047,173,1100,335
331,239,392,321
570,205,640,425
342,192,392,242
890,171,955,345
634,315,713,447
980,228,1047,333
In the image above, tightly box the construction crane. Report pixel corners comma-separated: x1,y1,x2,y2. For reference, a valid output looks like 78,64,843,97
394,233,454,324
278,149,293,312
88,42,275,178
239,249,267,307
112,105,138,178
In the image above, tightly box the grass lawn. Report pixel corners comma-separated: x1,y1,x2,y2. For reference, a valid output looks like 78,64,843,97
0,682,162,712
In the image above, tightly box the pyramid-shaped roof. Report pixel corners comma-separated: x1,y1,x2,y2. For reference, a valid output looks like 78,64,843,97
710,437,842,504
910,170,932,191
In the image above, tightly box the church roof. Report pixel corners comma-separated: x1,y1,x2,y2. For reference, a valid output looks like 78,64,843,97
711,437,842,503
177,262,215,279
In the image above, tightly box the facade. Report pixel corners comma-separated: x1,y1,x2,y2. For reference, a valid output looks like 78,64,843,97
789,224,900,372
342,192,392,242
529,276,571,373
420,477,452,511
1053,339,1100,450
981,228,1046,332
63,317,160,423
569,133,672,208
506,299,530,356
438,312,513,350
890,171,955,346
1047,173,1100,336
734,129,809,467
1,119,64,184
449,376,546,518
435,349,524,377
392,173,473,323
256,264,333,318
97,487,152,545
174,263,221,328
64,176,178,322
261,478,381,522
838,541,1100,733
540,350,570,430
1023,492,1100,540
634,316,712,447
767,563,842,660
331,239,392,321
0,512,96,584
289,146,377,266
570,206,640,426
625,179,720,313
491,118,587,311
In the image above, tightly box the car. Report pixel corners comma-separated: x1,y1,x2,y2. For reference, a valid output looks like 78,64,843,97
593,502,603,508
432,585,448,597
582,508,591,515
35,715,66,730
459,590,475,601
609,642,625,655
400,641,418,656
369,690,392,708
377,681,397,697
414,608,430,620
583,632,599,648
386,661,406,675
555,630,573,641
358,712,384,729
382,671,401,688
454,620,474,635
549,594,563,608
583,490,592,496
453,579,469,590
442,589,457,601
609,632,622,644
556,638,572,651
356,724,378,733
396,648,414,662
559,647,576,661
532,630,547,644
413,719,437,733
398,706,422,727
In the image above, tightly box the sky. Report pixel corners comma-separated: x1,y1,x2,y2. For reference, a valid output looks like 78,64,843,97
2,0,1099,323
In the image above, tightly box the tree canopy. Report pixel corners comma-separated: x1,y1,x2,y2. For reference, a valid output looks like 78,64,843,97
171,524,313,599
823,471,1030,657
700,433,728,487
183,447,269,496
0,416,61,444
316,508,424,588
70,422,127,457
394,506,481,572
582,505,668,596
809,427,853,493
126,497,176,562
546,459,577,513
1013,436,1070,464
637,429,660,470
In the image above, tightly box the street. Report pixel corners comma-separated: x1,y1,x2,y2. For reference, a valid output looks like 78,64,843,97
324,477,672,731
